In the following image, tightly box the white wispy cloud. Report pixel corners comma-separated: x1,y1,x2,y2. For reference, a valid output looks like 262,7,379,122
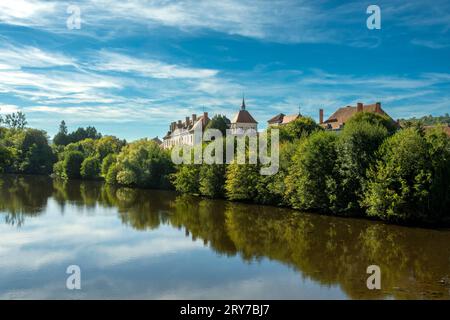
1,0,450,47
92,51,218,79
0,104,21,114
0,0,335,43
0,44,75,70
0,0,57,27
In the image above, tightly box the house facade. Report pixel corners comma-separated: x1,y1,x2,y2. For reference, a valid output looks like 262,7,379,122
162,112,210,149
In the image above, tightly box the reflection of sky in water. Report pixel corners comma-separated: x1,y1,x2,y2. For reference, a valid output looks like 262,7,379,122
0,199,346,299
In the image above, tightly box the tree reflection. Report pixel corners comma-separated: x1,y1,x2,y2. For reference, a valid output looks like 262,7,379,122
0,175,53,226
0,175,448,299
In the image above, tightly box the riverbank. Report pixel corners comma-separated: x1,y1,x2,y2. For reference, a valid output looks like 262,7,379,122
1,112,449,226
3,173,450,230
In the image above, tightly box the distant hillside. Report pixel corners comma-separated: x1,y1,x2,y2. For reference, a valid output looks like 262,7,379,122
399,114,450,126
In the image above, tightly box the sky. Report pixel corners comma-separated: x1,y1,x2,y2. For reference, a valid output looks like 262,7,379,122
0,0,449,141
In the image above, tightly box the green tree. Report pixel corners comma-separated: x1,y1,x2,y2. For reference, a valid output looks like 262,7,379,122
205,114,230,136
53,121,69,146
105,163,119,184
80,156,101,179
172,164,200,194
77,138,97,157
362,128,433,222
330,121,389,215
285,131,337,211
95,136,125,159
3,112,27,130
399,114,450,126
225,162,260,201
255,140,297,206
346,112,397,135
66,126,102,144
199,163,226,198
14,129,55,174
114,139,174,188
0,145,15,173
424,127,450,221
63,151,85,179
101,153,117,177
277,116,322,142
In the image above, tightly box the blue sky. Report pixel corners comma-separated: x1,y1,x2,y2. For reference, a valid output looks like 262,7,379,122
0,0,449,141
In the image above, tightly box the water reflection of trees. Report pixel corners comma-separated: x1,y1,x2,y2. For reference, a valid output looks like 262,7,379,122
1,176,449,299
0,175,53,226
225,204,450,299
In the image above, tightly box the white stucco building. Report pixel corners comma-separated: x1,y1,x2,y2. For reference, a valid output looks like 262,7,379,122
162,112,210,149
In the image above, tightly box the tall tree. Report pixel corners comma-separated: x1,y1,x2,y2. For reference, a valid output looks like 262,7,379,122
205,115,230,136
362,128,433,222
53,120,69,146
3,112,27,130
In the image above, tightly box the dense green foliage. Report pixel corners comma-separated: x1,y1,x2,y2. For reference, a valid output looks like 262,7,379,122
112,139,174,189
346,111,398,135
0,125,54,174
363,128,450,223
285,131,338,211
172,164,200,194
81,156,101,179
330,121,389,214
53,135,126,180
276,116,323,141
199,163,226,198
101,154,116,177
399,113,450,126
53,120,103,146
1,110,449,225
62,151,84,179
205,114,231,136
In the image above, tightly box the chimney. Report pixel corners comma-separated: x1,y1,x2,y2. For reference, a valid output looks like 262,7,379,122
177,120,182,128
192,114,197,123
203,112,208,126
375,102,381,113
357,102,363,112
170,122,175,132
185,116,190,126
319,109,324,124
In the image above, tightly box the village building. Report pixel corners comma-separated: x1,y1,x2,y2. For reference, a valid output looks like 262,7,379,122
162,112,210,149
319,102,394,130
267,113,301,126
230,97,258,135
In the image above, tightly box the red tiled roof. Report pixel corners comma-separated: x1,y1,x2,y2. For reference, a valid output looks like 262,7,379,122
267,113,301,125
281,114,301,124
323,103,392,130
232,109,258,124
267,113,285,124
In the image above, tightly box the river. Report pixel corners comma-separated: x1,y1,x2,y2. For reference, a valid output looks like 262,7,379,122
0,175,449,299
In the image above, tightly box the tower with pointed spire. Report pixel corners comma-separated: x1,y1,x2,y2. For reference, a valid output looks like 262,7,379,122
230,95,258,135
